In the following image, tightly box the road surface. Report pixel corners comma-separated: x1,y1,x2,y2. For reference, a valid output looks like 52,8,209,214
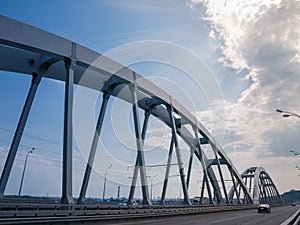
110,205,299,225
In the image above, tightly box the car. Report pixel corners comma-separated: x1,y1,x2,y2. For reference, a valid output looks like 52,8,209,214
131,200,137,206
291,202,296,206
258,204,271,213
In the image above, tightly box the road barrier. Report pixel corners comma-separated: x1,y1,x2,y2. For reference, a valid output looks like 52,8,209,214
280,209,300,225
0,203,275,224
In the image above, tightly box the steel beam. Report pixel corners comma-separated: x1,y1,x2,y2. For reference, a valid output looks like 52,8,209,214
195,150,214,204
61,58,75,205
128,80,151,205
260,174,268,204
167,101,191,205
258,183,263,202
266,178,276,204
186,147,194,189
211,145,229,204
160,136,174,204
0,73,41,199
199,174,206,204
264,176,273,204
228,166,241,204
243,177,248,203
127,110,151,205
248,176,252,197
193,123,213,205
77,92,110,204
269,178,280,203
238,182,242,202
127,157,139,205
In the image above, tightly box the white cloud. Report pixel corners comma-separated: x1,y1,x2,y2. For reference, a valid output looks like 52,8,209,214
189,0,300,191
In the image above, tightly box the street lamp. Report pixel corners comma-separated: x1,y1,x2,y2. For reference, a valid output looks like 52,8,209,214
102,164,112,202
290,150,300,156
276,109,300,119
18,147,35,197
149,174,157,201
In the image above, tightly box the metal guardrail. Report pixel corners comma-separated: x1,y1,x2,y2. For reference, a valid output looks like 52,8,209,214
280,209,300,225
0,203,264,224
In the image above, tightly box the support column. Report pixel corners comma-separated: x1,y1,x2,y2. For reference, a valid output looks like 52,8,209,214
128,156,139,204
129,81,151,205
167,101,191,205
77,92,110,204
249,176,253,195
61,59,75,205
258,183,264,203
186,147,194,189
0,73,41,199
203,160,214,204
270,180,278,203
160,136,174,204
262,176,271,204
212,145,229,204
200,174,206,204
266,178,275,204
238,182,242,201
261,175,268,203
228,166,240,204
128,110,150,205
243,177,248,203
194,123,213,205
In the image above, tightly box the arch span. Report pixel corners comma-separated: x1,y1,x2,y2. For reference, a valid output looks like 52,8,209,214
0,15,281,206
229,167,283,204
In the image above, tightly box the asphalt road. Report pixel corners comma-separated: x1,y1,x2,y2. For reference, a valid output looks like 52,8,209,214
111,205,299,225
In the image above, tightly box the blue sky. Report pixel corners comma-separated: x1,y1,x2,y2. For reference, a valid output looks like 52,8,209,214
0,0,300,199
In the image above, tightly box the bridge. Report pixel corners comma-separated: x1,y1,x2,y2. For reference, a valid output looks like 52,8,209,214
0,15,289,223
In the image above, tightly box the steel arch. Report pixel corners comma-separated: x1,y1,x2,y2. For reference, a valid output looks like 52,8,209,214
229,167,283,204
0,15,256,205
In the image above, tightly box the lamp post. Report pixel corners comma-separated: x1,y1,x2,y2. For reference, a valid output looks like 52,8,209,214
166,174,180,201
102,164,112,202
149,174,157,201
290,150,300,156
276,109,300,119
18,147,35,197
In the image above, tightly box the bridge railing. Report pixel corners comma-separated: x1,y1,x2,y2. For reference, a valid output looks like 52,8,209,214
0,203,260,218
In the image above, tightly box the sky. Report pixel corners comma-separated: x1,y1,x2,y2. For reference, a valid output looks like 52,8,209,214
0,0,299,200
